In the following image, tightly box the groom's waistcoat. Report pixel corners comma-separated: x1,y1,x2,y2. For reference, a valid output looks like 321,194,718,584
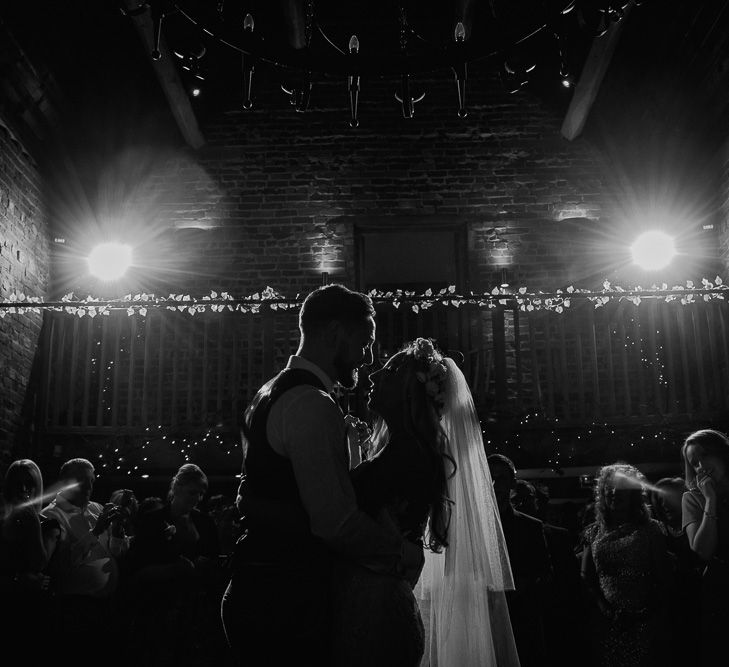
235,367,332,567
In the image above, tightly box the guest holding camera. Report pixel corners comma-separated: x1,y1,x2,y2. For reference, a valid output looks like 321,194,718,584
41,457,129,657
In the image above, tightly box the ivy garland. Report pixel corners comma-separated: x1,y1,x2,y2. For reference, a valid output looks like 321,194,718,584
0,278,726,318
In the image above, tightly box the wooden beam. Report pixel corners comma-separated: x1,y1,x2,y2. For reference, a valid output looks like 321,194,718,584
122,1,205,149
561,3,633,141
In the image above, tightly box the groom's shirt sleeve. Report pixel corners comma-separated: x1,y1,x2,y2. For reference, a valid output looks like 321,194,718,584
268,385,405,573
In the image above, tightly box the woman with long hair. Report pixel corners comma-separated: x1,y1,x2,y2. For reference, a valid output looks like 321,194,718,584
332,338,519,666
581,463,672,666
681,428,729,666
1,459,60,650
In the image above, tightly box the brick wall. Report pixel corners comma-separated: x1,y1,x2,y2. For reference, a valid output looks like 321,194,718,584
720,141,729,273
140,68,612,298
0,118,51,456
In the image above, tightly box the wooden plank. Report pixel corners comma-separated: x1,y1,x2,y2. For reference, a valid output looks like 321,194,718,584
586,305,601,418
121,0,205,149
704,303,722,410
40,314,55,430
246,316,255,403
51,317,67,427
127,315,137,426
491,307,507,410
528,314,542,413
543,315,555,418
111,315,122,428
660,304,678,415
717,302,729,409
202,317,210,420
632,306,647,417
675,307,694,414
66,317,80,426
617,313,631,415
645,301,663,415
171,314,181,426
96,316,108,427
561,2,633,140
691,304,709,413
557,315,570,420
81,317,93,428
605,314,616,416
142,312,153,425
513,308,522,411
156,313,166,424
233,313,242,420
446,308,459,359
262,307,275,380
186,319,195,423
217,316,225,412
574,313,586,420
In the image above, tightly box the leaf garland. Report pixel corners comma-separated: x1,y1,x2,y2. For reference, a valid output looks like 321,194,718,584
0,278,726,318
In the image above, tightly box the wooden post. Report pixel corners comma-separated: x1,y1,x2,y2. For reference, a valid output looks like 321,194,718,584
492,307,507,411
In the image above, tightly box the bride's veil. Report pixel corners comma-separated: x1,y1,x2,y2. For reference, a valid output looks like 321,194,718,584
415,357,521,666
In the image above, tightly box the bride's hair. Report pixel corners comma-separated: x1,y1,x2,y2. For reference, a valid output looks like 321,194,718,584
371,338,456,552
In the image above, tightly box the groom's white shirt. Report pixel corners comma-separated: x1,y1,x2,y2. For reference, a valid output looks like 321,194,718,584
265,355,403,572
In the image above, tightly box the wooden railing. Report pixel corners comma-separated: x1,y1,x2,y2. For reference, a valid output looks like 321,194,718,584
33,299,729,434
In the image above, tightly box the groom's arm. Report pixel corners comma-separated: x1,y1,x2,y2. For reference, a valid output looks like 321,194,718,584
272,387,417,575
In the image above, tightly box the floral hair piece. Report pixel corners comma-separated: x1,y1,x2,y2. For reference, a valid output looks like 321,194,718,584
411,338,448,418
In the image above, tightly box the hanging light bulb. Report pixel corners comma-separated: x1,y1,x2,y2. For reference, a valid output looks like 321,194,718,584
242,13,255,109
454,21,466,42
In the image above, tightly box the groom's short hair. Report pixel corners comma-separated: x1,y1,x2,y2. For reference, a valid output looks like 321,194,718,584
299,284,375,336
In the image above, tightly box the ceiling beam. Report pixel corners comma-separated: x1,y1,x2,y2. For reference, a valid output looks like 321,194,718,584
561,3,634,141
122,1,205,149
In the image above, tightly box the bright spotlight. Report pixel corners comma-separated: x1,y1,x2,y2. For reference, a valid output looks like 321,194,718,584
630,231,676,271
87,243,132,281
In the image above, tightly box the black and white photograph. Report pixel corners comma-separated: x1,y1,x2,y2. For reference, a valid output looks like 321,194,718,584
1,1,728,665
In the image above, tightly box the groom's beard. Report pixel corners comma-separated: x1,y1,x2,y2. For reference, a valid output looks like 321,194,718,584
333,352,359,390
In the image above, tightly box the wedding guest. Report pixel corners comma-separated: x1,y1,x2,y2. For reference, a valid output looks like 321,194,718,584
488,454,553,667
513,478,583,667
163,463,226,665
0,459,59,651
650,476,700,667
581,463,672,667
119,496,196,666
681,429,729,667
165,463,219,564
41,457,128,654
109,488,138,538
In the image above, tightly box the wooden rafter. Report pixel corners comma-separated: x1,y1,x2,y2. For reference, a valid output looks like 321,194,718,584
561,3,634,141
122,0,205,149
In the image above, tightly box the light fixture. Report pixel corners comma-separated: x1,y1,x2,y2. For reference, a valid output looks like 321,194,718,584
630,231,676,271
87,243,133,281
125,1,641,125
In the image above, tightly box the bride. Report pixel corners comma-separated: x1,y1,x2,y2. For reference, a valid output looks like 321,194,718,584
335,337,521,666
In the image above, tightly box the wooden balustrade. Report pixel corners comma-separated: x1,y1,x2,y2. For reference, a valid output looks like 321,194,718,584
33,298,729,434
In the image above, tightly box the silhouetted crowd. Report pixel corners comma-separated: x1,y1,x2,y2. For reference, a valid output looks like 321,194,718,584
2,426,728,667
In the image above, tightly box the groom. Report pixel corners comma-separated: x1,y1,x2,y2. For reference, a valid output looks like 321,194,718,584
221,283,423,666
